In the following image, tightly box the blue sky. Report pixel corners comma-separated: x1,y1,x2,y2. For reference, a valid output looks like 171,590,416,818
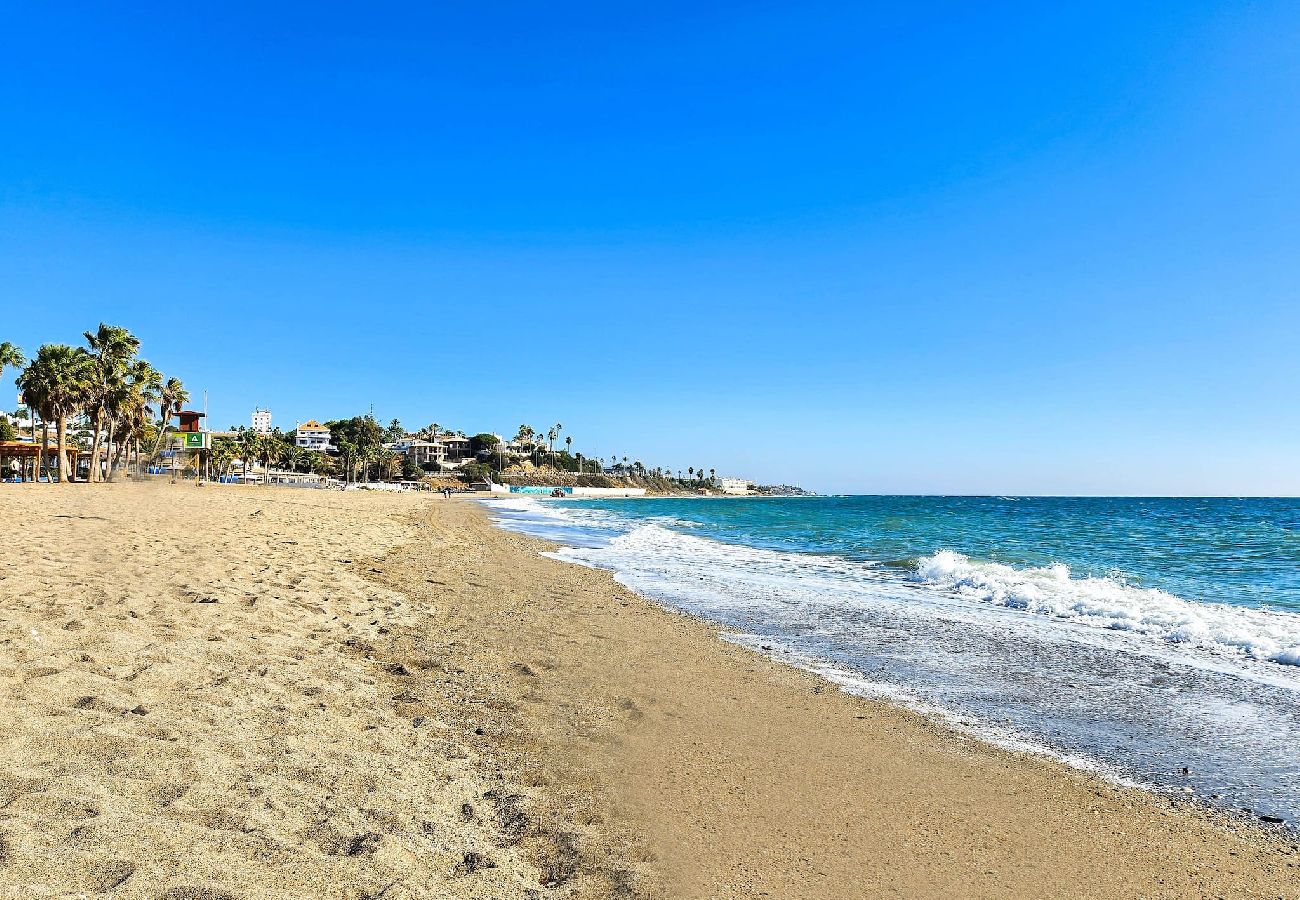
2,2,1298,494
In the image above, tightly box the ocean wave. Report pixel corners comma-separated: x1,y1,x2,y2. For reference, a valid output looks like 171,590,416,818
912,550,1300,667
489,498,1300,671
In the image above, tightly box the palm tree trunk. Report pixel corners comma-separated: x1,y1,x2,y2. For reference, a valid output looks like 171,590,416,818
56,416,70,484
108,422,127,480
152,425,169,460
151,403,173,461
89,411,103,482
104,419,115,480
31,416,39,482
38,421,49,483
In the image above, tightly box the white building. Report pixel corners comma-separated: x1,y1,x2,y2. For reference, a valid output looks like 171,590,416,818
389,433,473,469
720,477,751,495
295,420,332,452
251,408,272,435
389,439,443,468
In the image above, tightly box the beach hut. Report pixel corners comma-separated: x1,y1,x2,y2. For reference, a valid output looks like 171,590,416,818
0,440,76,482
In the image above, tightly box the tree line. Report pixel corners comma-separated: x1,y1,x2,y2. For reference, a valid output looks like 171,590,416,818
210,416,420,483
0,326,186,484
0,329,729,490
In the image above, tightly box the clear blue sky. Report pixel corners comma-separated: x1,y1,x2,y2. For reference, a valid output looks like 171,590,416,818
3,2,1298,495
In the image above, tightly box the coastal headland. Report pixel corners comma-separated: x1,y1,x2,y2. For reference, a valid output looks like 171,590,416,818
0,483,1296,898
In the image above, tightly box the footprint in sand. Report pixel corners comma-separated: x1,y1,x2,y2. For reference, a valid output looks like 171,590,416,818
155,888,239,900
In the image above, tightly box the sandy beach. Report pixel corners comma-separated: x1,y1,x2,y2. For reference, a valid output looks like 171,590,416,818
1,483,1297,899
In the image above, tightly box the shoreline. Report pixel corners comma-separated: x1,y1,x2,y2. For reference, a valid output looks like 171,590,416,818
0,484,1296,897
493,491,1300,828
411,498,1300,897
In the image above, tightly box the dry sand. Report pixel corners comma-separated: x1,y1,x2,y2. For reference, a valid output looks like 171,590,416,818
0,483,1297,899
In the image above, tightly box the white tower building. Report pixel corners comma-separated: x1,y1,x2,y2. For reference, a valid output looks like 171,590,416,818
251,407,272,435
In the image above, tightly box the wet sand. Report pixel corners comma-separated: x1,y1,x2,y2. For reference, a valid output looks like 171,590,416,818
1,484,1297,898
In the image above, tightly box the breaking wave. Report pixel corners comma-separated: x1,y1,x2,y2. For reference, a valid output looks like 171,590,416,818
912,550,1300,667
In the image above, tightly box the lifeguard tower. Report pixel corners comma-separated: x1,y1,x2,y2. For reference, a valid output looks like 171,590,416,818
168,409,211,481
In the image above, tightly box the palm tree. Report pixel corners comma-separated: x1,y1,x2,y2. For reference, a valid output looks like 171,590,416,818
161,376,189,421
111,360,161,479
259,436,274,479
279,442,301,474
240,429,261,480
378,449,400,481
361,443,382,482
151,376,190,460
565,435,572,460
211,437,238,478
259,435,277,481
307,450,332,477
17,345,94,484
1,342,29,477
0,341,25,387
83,324,140,481
335,438,358,483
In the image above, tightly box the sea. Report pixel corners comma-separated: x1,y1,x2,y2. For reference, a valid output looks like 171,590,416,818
483,494,1300,825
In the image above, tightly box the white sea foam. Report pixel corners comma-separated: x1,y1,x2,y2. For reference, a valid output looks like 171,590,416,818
912,550,1300,667
482,497,573,519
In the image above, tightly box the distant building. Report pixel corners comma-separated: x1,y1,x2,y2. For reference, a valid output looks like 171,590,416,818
295,420,332,452
389,433,473,469
251,408,272,435
436,434,472,466
390,439,443,468
720,477,750,495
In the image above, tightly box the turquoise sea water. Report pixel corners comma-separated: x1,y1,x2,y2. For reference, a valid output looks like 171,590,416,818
561,496,1300,612
486,495,1300,825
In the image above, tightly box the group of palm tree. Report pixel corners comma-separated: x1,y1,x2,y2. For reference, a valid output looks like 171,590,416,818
0,325,187,484
211,419,403,484
503,422,720,487
207,431,334,481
